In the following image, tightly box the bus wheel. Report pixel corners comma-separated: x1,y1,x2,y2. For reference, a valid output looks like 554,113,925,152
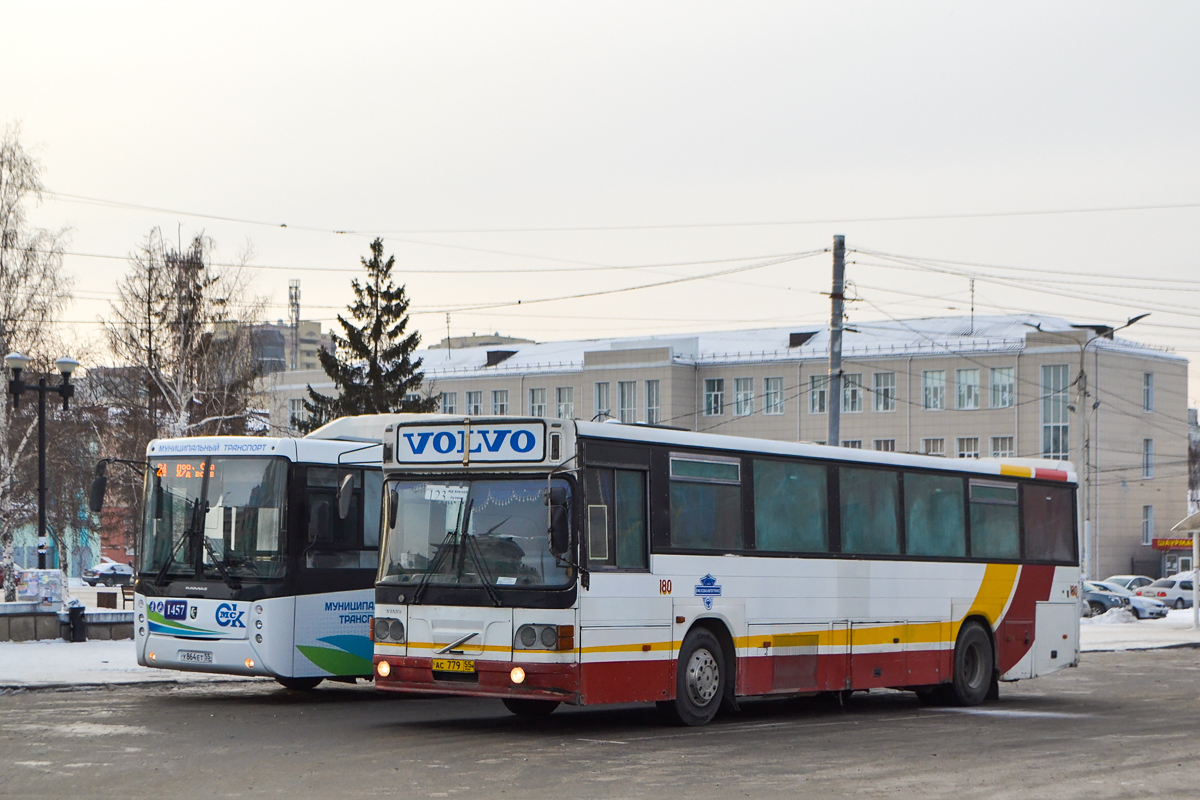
664,628,725,727
275,676,323,691
502,698,560,718
950,622,993,707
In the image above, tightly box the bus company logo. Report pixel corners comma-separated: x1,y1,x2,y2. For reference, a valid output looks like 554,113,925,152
694,574,722,610
396,423,545,463
164,600,187,620
215,603,246,628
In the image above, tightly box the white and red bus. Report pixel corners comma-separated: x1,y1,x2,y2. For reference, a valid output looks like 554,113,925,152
372,416,1080,725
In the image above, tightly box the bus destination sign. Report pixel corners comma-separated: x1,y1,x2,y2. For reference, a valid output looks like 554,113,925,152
395,422,546,464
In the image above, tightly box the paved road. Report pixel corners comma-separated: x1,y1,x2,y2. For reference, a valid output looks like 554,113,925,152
2,649,1198,799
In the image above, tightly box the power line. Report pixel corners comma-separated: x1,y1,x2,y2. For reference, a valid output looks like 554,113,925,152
46,188,1200,235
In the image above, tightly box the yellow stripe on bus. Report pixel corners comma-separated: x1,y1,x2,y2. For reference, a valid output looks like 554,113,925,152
999,464,1033,478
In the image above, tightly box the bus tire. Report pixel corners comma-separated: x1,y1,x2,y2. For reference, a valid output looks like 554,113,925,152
664,628,725,727
502,698,560,718
950,622,993,707
275,676,323,691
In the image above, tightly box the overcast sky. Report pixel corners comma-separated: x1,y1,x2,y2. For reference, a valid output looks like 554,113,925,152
5,2,1199,405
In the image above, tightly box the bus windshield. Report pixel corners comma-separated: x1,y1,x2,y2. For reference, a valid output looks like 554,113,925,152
142,457,288,581
379,478,572,591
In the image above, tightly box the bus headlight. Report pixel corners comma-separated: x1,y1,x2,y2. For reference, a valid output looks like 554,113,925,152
374,617,405,643
514,624,574,651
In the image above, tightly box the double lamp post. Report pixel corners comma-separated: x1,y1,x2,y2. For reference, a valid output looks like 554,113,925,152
5,352,80,570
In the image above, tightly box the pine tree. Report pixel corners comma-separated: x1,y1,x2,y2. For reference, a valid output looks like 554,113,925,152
295,238,437,433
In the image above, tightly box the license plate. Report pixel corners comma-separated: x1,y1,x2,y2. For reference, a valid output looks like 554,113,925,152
431,658,475,673
178,650,213,664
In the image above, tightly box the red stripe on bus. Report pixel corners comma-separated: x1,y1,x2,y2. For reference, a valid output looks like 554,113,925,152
1034,468,1069,482
995,564,1056,674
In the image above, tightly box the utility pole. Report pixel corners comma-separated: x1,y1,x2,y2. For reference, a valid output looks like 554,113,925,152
288,280,301,371
828,235,845,447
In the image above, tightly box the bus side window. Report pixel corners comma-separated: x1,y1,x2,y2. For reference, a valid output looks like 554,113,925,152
969,481,1019,560
668,455,742,552
305,467,378,570
839,466,900,556
752,459,828,553
903,472,966,558
585,468,648,570
1022,484,1074,563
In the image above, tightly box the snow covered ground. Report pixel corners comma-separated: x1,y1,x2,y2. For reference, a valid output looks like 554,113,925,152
2,609,1197,689
1079,607,1200,651
0,639,253,689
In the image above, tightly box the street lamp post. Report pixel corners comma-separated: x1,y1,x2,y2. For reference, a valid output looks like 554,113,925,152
5,352,80,570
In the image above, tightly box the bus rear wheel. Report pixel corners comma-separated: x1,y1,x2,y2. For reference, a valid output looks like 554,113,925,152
950,622,993,707
275,676,323,691
502,698,560,718
662,628,725,727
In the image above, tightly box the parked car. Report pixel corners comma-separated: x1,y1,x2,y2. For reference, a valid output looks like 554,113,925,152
1082,581,1133,617
1093,580,1169,619
1134,574,1197,609
1103,574,1154,592
82,558,134,587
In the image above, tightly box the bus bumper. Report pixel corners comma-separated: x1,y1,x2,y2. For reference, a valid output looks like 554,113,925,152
373,656,580,702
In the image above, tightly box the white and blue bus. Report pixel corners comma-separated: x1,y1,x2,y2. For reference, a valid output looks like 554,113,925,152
113,416,409,689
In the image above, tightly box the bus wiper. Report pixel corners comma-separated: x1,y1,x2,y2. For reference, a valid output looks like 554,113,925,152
200,534,240,592
462,531,503,607
413,499,473,605
152,507,195,588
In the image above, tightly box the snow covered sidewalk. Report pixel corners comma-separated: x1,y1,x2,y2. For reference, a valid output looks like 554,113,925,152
1079,607,1200,651
0,639,255,689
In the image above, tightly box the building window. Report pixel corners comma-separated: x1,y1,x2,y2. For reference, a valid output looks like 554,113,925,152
617,381,637,423
529,388,547,417
956,437,980,459
1143,438,1154,479
873,372,895,412
645,380,661,425
556,386,575,419
990,436,1015,458
465,391,483,415
491,389,508,415
1143,373,1154,412
1041,364,1070,460
735,378,754,416
842,440,862,449
842,374,863,413
956,368,980,410
874,439,895,452
762,377,784,415
991,367,1014,409
288,398,305,423
440,392,457,415
809,375,828,414
704,378,725,416
1142,505,1154,545
922,438,945,457
923,370,945,410
594,382,611,420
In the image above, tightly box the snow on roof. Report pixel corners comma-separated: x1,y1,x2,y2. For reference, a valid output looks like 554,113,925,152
420,313,1179,377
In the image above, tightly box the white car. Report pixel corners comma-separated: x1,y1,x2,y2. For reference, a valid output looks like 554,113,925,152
1093,580,1168,619
82,557,134,587
1134,573,1197,610
1103,574,1154,592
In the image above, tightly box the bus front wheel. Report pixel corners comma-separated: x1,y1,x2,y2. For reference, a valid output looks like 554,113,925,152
275,676,323,691
662,628,725,727
502,698,560,718
950,622,993,707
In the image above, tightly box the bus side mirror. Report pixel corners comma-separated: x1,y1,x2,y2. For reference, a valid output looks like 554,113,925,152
336,473,355,520
89,473,108,514
387,488,399,530
544,486,570,557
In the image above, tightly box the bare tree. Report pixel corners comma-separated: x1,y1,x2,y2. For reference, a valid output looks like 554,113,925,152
0,124,73,601
104,228,265,440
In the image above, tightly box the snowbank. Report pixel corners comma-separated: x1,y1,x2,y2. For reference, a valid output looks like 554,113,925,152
0,639,254,688
1080,607,1200,651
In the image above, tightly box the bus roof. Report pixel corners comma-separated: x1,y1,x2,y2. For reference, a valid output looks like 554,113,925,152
571,419,1077,483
